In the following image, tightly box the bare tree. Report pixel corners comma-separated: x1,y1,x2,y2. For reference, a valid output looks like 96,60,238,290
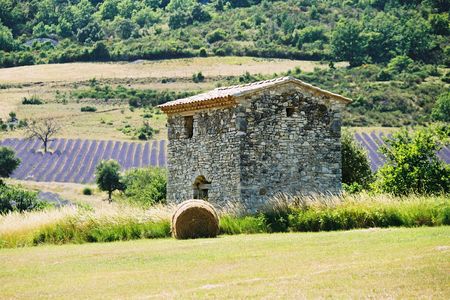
25,118,60,153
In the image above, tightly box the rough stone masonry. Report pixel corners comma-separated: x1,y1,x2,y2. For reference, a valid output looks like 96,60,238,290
159,77,351,211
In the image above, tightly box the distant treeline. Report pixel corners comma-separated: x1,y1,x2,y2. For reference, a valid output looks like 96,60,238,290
0,0,448,67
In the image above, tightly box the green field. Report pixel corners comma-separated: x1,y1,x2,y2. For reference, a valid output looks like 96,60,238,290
1,227,449,299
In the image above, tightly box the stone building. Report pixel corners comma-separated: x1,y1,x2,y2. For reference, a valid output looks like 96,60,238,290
158,76,351,210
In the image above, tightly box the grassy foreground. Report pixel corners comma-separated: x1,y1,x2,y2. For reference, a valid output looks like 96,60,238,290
0,227,449,299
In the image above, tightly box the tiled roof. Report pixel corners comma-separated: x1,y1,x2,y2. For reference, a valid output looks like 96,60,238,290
158,76,351,113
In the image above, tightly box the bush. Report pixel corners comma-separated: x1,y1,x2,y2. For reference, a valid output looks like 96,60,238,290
0,147,20,182
387,56,414,74
0,185,46,214
431,92,450,122
206,29,227,43
136,121,154,140
82,187,93,195
122,167,167,206
374,127,450,195
22,95,43,105
192,71,205,83
80,106,97,112
341,130,373,189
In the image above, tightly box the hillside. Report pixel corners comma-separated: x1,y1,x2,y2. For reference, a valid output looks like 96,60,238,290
0,0,448,67
1,0,449,127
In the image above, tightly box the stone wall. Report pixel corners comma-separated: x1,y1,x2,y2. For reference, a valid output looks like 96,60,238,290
166,107,241,206
166,82,345,211
236,82,344,210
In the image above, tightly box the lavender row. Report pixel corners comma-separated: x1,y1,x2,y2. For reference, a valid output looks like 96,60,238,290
0,138,167,184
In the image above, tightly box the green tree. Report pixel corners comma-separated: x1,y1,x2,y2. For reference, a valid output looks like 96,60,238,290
122,167,167,206
341,130,373,191
331,20,366,67
112,17,137,39
90,41,110,61
76,21,104,44
431,92,450,122
429,13,449,36
0,147,20,184
399,17,431,61
95,160,123,202
99,0,119,20
0,21,15,51
363,12,400,63
374,127,450,195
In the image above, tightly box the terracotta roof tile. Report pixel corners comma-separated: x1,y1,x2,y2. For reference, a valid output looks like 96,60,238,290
158,76,351,113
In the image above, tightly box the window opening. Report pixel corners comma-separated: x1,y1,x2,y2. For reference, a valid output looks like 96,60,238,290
286,107,295,117
184,116,193,138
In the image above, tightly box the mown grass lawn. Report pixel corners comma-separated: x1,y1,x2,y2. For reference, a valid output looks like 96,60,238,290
0,227,449,299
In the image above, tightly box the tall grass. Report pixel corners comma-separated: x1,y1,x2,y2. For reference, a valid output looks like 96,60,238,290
1,194,449,248
0,204,173,248
221,193,450,234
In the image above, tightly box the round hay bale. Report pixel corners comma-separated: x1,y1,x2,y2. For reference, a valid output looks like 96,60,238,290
171,199,219,239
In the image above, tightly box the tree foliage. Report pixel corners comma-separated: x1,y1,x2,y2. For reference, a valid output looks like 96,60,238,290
95,159,124,202
341,130,373,192
331,20,366,67
374,127,450,195
431,92,450,122
0,147,20,181
122,167,167,206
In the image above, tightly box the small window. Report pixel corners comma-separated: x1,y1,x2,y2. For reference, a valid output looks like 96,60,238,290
286,107,295,117
184,116,193,138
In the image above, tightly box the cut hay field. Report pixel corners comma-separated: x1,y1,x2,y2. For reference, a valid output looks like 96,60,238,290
0,227,448,299
0,57,341,84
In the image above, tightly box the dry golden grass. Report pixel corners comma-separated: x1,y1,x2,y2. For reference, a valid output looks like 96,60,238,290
0,202,174,247
1,101,168,140
0,57,341,84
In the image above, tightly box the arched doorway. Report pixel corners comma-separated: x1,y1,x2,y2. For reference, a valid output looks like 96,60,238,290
193,175,211,200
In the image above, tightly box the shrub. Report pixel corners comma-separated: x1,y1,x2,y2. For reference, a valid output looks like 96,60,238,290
0,185,45,214
341,130,373,189
442,71,450,83
82,187,93,195
431,92,450,122
122,167,167,206
192,71,205,83
22,95,43,105
80,106,97,112
136,121,154,140
206,29,227,43
0,147,20,183
387,55,414,74
199,48,207,57
374,127,450,195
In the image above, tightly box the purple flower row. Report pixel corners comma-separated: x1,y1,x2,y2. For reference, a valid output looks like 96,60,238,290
0,138,167,183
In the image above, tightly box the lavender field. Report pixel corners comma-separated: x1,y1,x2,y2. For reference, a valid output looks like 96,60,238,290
0,138,167,183
354,131,450,171
0,132,449,183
